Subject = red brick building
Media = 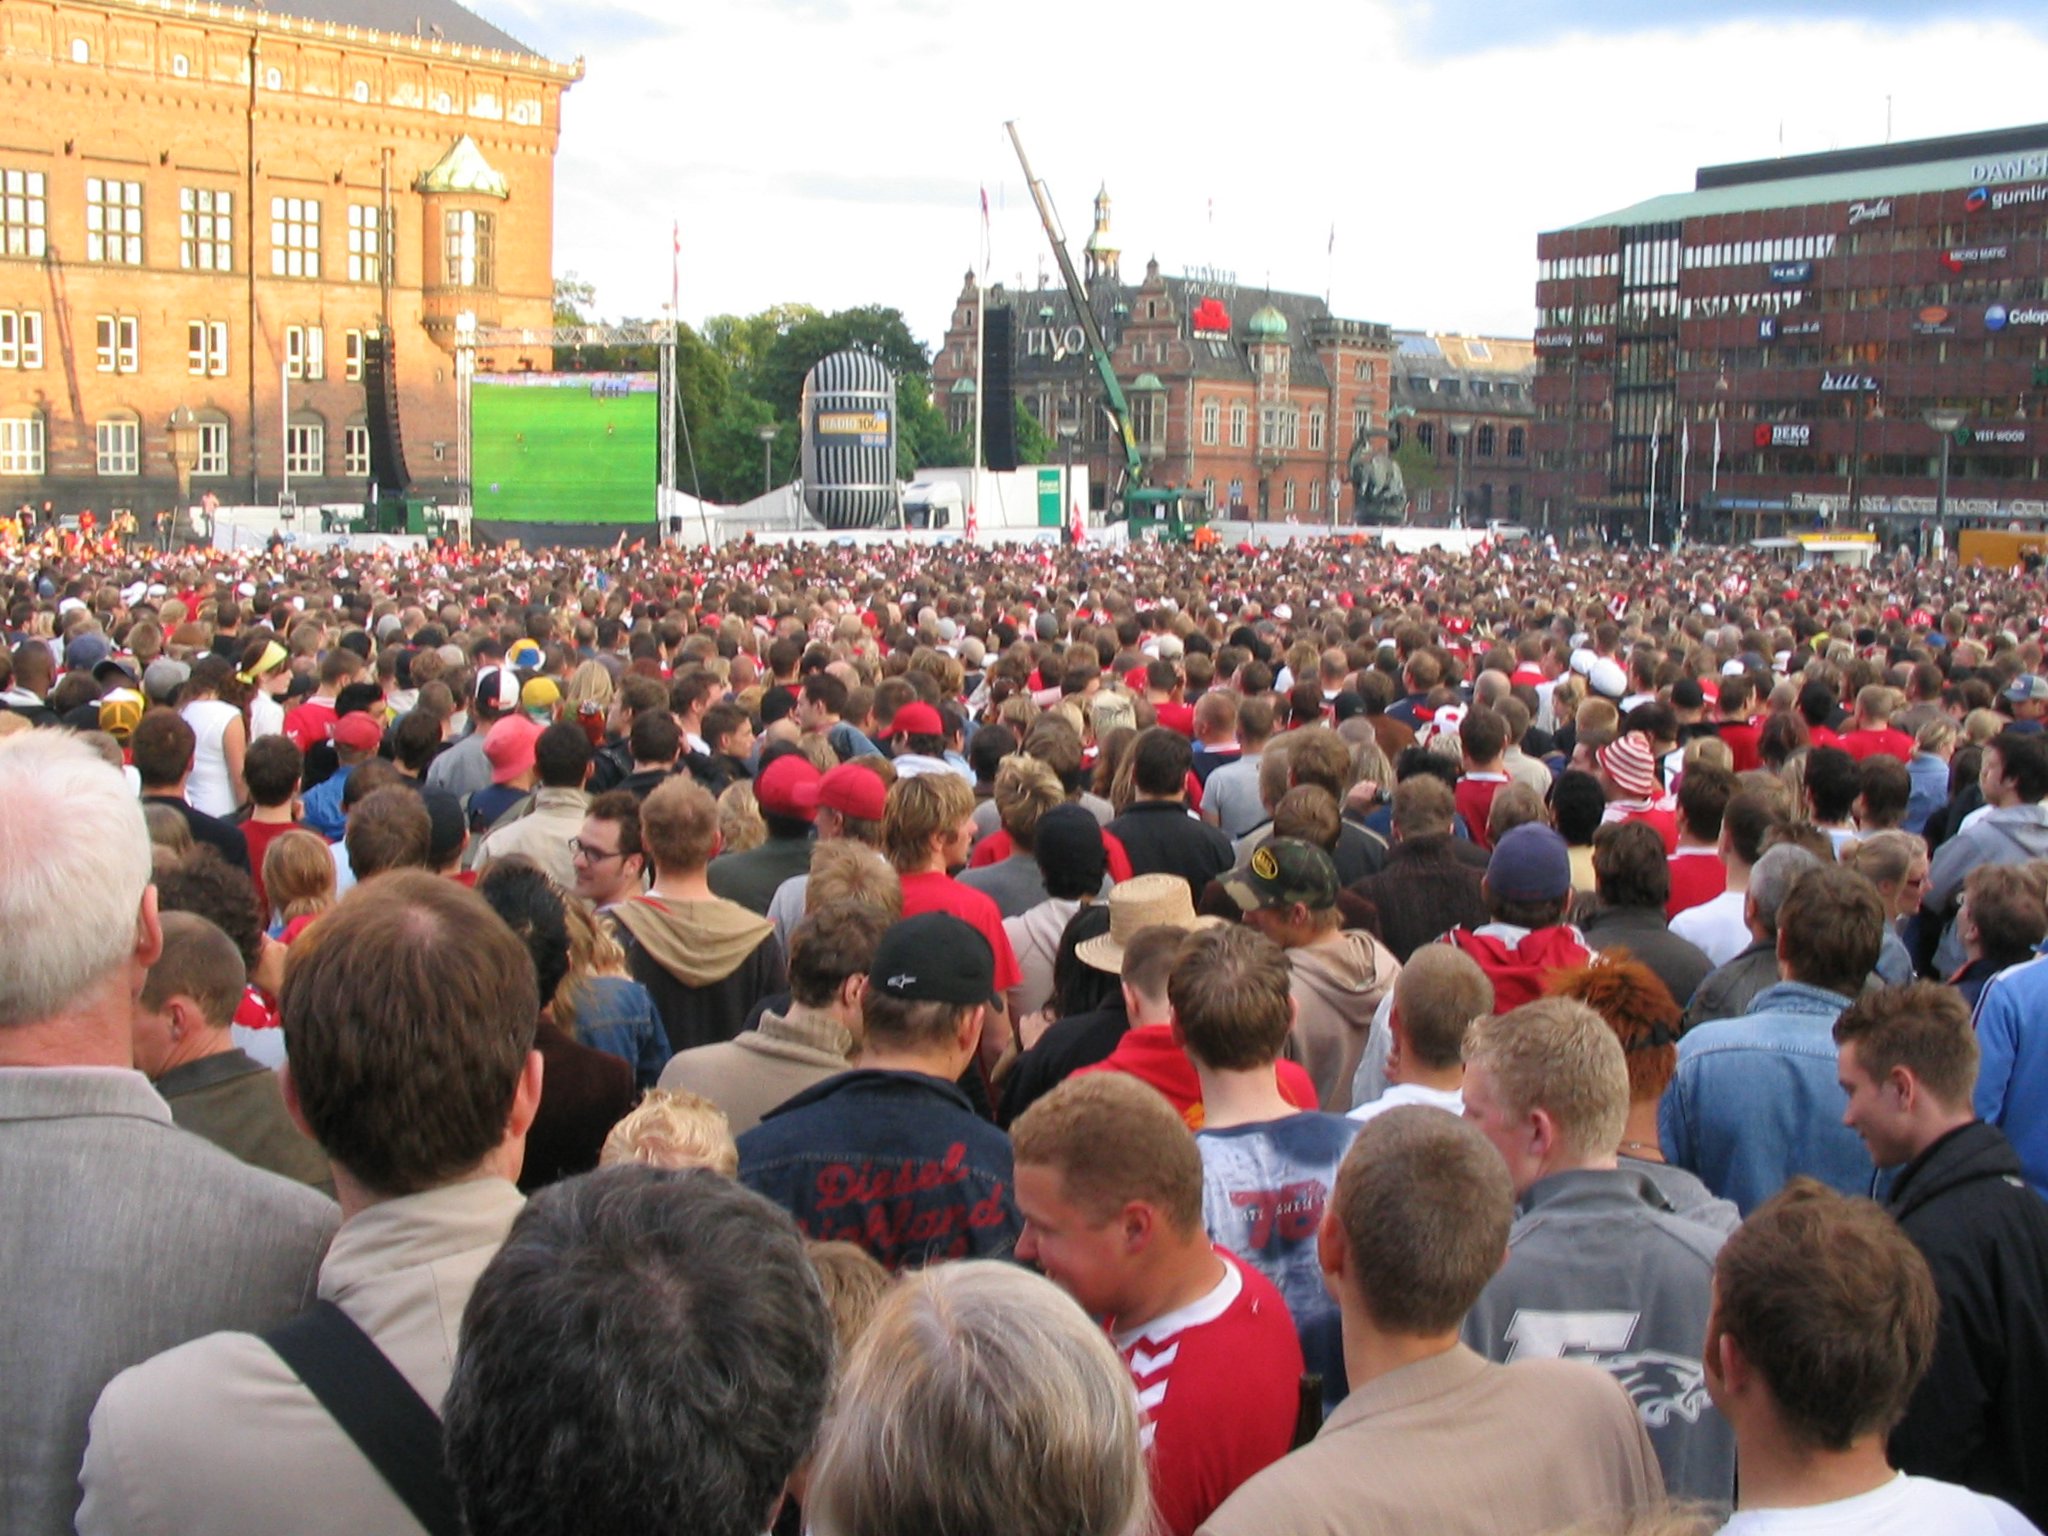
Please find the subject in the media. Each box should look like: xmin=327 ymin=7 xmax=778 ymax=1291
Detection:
xmin=932 ymin=188 xmax=1396 ymax=522
xmin=0 ymin=0 xmax=577 ymax=518
xmin=1534 ymin=121 xmax=2048 ymax=546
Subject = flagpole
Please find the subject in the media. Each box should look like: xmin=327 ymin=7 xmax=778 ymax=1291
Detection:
xmin=1676 ymin=416 xmax=1689 ymax=553
xmin=969 ymin=187 xmax=989 ymax=545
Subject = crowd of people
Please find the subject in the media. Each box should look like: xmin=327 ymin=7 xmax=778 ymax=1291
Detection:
xmin=5 ymin=525 xmax=2048 ymax=1536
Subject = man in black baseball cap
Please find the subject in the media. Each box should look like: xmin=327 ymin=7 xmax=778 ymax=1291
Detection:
xmin=736 ymin=913 xmax=1023 ymax=1270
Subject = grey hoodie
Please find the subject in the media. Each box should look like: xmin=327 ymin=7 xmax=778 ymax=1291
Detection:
xmin=1927 ymin=804 xmax=2048 ymax=973
xmin=1287 ymin=930 xmax=1401 ymax=1113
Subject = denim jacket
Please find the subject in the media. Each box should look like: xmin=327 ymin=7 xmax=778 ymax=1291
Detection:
xmin=1659 ymin=981 xmax=1873 ymax=1215
xmin=736 ymin=1070 xmax=1021 ymax=1270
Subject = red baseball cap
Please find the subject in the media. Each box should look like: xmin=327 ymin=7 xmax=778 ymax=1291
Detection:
xmin=755 ymin=753 xmax=822 ymax=820
xmin=882 ymin=701 xmax=943 ymax=740
xmin=794 ymin=760 xmax=888 ymax=822
xmin=483 ymin=715 xmax=543 ymax=785
xmin=332 ymin=712 xmax=383 ymax=755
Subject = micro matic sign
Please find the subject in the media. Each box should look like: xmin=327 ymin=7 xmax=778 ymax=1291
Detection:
xmin=1940 ymin=245 xmax=2008 ymax=272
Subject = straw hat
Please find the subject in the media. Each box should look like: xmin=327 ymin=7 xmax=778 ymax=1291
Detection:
xmin=1076 ymin=873 xmax=1209 ymax=974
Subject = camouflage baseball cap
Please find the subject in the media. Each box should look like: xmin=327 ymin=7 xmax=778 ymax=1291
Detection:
xmin=1219 ymin=837 xmax=1339 ymax=913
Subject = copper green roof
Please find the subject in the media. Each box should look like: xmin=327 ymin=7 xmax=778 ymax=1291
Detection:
xmin=949 ymin=377 xmax=977 ymax=394
xmin=1248 ymin=304 xmax=1289 ymax=337
xmin=417 ymin=135 xmax=510 ymax=199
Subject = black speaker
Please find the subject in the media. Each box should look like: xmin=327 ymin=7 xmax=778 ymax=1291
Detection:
xmin=982 ymin=307 xmax=1017 ymax=472
xmin=362 ymin=331 xmax=411 ymax=496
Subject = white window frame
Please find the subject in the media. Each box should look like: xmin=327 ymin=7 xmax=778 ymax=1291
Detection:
xmin=284 ymin=324 xmax=324 ymax=381
xmin=270 ymin=196 xmax=320 ymax=278
xmin=178 ymin=187 xmax=233 ymax=272
xmin=95 ymin=417 xmax=140 ymax=476
xmin=1307 ymin=407 xmax=1326 ymax=451
xmin=1200 ymin=398 xmax=1218 ymax=446
xmin=0 ymin=413 xmax=43 ymax=474
xmin=443 ymin=208 xmax=494 ymax=288
xmin=96 ymin=314 xmax=138 ymax=373
xmin=344 ymin=328 xmax=365 ymax=381
xmin=85 ymin=177 xmax=143 ymax=265
xmin=1309 ymin=477 xmax=1322 ymax=513
xmin=0 ymin=310 xmax=42 ymax=369
xmin=1228 ymin=402 xmax=1248 ymax=448
xmin=343 ymin=422 xmax=370 ymax=477
xmin=285 ymin=421 xmax=323 ymax=477
xmin=187 ymin=319 xmax=227 ymax=377
xmin=1283 ymin=478 xmax=1296 ymax=513
xmin=195 ymin=420 xmax=228 ymax=477
xmin=1 ymin=168 xmax=48 ymax=259
xmin=347 ymin=203 xmax=381 ymax=284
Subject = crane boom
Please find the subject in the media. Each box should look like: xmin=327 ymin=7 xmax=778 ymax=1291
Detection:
xmin=1003 ymin=121 xmax=1145 ymax=501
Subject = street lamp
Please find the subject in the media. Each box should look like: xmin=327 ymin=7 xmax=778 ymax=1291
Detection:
xmin=1057 ymin=418 xmax=1079 ymax=529
xmin=166 ymin=406 xmax=201 ymax=544
xmin=1925 ymin=408 xmax=1966 ymax=560
xmin=757 ymin=423 xmax=778 ymax=497
xmin=1445 ymin=416 xmax=1475 ymax=529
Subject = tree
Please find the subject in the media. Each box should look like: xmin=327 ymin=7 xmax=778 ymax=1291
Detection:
xmin=703 ymin=304 xmax=819 ymax=397
xmin=1393 ymin=438 xmax=1442 ymax=495
xmin=1013 ymin=400 xmax=1054 ymax=466
xmin=756 ymin=306 xmax=932 ymax=421
xmin=553 ymin=273 xmax=597 ymax=327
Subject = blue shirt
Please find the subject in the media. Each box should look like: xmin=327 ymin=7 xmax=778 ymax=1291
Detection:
xmin=1904 ymin=752 xmax=1950 ymax=836
xmin=1972 ymin=951 xmax=2048 ymax=1201
xmin=1659 ymin=981 xmax=1874 ymax=1215
xmin=297 ymin=763 xmax=352 ymax=842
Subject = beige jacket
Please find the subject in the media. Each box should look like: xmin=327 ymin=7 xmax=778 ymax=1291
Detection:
xmin=79 ymin=1178 xmax=525 ymax=1536
xmin=473 ymin=786 xmax=589 ymax=889
xmin=1288 ymin=931 xmax=1402 ymax=1114
xmin=1199 ymin=1345 xmax=1662 ymax=1536
xmin=658 ymin=1008 xmax=855 ymax=1135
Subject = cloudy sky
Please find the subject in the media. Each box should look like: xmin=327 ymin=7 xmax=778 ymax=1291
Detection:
xmin=473 ymin=0 xmax=2048 ymax=353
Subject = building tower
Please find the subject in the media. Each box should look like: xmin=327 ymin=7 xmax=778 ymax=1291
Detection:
xmin=1084 ymin=183 xmax=1120 ymax=290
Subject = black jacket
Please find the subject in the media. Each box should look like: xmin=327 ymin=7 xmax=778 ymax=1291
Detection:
xmin=1107 ymin=800 xmax=1234 ymax=903
xmin=1886 ymin=1119 xmax=2048 ymax=1528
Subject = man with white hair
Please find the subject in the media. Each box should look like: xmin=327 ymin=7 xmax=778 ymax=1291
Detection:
xmin=0 ymin=732 xmax=336 ymax=1536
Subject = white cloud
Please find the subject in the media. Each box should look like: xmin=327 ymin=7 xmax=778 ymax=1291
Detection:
xmin=503 ymin=0 xmax=2048 ymax=350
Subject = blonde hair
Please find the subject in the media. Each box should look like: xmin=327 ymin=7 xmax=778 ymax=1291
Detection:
xmin=805 ymin=840 xmax=903 ymax=918
xmin=1464 ymin=997 xmax=1630 ymax=1163
xmin=806 ymin=1262 xmax=1149 ymax=1536
xmin=994 ymin=754 xmax=1065 ymax=844
xmin=882 ymin=771 xmax=974 ymax=874
xmin=640 ymin=776 xmax=722 ymax=871
xmin=552 ymin=899 xmax=630 ymax=1034
xmin=263 ymin=828 xmax=338 ymax=923
xmin=562 ymin=660 xmax=614 ymax=716
xmin=1964 ymin=707 xmax=2004 ymax=745
xmin=1681 ymin=735 xmax=1734 ymax=773
xmin=716 ymin=780 xmax=766 ymax=855
xmin=805 ymin=1240 xmax=892 ymax=1362
xmin=598 ymin=1089 xmax=739 ymax=1176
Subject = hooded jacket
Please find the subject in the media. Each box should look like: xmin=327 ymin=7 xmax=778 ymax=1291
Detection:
xmin=1445 ymin=923 xmax=1594 ymax=1013
xmin=613 ymin=894 xmax=786 ymax=1054
xmin=1925 ymin=803 xmax=2048 ymax=973
xmin=1885 ymin=1120 xmax=2048 ymax=1528
xmin=1287 ymin=931 xmax=1402 ymax=1113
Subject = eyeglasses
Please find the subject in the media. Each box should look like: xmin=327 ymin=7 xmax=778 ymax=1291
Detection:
xmin=569 ymin=839 xmax=627 ymax=864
